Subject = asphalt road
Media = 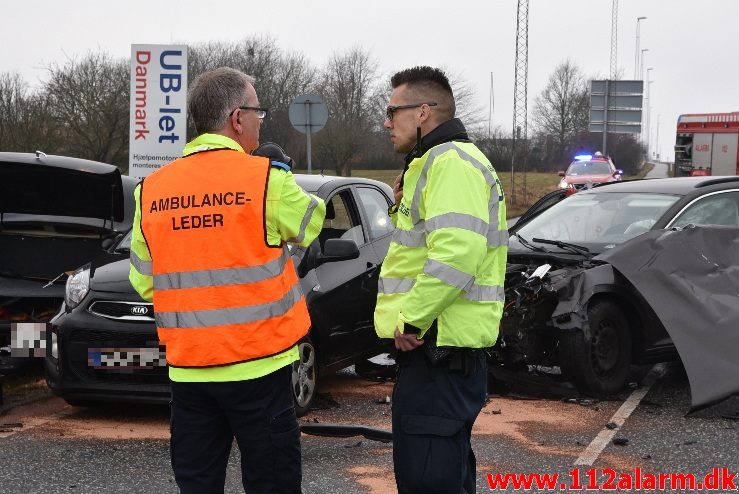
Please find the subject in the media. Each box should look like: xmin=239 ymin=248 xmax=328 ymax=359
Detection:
xmin=0 ymin=363 xmax=736 ymax=493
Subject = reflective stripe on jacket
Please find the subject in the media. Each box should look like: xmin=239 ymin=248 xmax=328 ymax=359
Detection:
xmin=138 ymin=149 xmax=310 ymax=368
xmin=374 ymin=140 xmax=508 ymax=348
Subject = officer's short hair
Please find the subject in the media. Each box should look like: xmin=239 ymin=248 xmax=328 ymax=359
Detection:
xmin=188 ymin=67 xmax=256 ymax=134
xmin=390 ymin=66 xmax=455 ymax=120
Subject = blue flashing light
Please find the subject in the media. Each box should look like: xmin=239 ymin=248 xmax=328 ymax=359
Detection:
xmin=574 ymin=154 xmax=593 ymax=161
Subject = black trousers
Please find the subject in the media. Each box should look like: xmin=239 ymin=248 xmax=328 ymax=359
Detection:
xmin=169 ymin=365 xmax=301 ymax=494
xmin=392 ymin=347 xmax=487 ymax=494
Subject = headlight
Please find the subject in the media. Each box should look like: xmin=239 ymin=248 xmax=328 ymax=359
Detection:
xmin=65 ymin=265 xmax=90 ymax=309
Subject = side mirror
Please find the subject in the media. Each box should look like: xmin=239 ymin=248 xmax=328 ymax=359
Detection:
xmin=316 ymin=239 xmax=359 ymax=267
xmin=558 ymin=171 xmax=565 ymax=177
xmin=615 ymin=169 xmax=624 ymax=177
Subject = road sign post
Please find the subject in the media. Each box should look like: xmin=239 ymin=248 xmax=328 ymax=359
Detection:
xmin=289 ymin=94 xmax=328 ymax=174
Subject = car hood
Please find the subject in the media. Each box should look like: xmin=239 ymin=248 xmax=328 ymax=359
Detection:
xmin=509 ymin=226 xmax=739 ymax=409
xmin=89 ymin=253 xmax=137 ymax=293
xmin=598 ymin=226 xmax=739 ymax=410
xmin=565 ymin=174 xmax=614 ymax=184
xmin=0 ymin=153 xmax=125 ymax=221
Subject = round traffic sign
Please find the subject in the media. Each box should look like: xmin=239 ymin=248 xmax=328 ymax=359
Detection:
xmin=289 ymin=93 xmax=328 ymax=134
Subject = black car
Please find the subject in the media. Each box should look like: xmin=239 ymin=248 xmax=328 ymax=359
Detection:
xmin=0 ymin=152 xmax=135 ymax=371
xmin=498 ymin=176 xmax=739 ymax=408
xmin=45 ymin=175 xmax=395 ymax=415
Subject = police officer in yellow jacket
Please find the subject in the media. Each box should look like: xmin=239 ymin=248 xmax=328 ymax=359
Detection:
xmin=374 ymin=66 xmax=508 ymax=494
xmin=129 ymin=67 xmax=325 ymax=494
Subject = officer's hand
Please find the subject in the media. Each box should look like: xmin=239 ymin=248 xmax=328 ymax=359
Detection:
xmin=394 ymin=328 xmax=423 ymax=352
xmin=252 ymin=142 xmax=295 ymax=170
xmin=392 ymin=173 xmax=403 ymax=204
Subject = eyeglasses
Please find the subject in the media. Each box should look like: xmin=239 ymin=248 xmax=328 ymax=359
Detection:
xmin=385 ymin=102 xmax=437 ymax=121
xmin=232 ymin=106 xmax=269 ymax=119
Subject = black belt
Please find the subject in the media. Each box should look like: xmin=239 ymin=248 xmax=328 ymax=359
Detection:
xmin=404 ymin=321 xmax=486 ymax=375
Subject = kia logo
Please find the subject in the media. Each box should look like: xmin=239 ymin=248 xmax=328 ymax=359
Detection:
xmin=131 ymin=306 xmax=149 ymax=316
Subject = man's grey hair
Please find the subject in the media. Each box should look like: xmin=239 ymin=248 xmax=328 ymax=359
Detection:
xmin=188 ymin=67 xmax=256 ymax=134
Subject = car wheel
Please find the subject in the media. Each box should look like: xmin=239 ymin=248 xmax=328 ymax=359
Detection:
xmin=559 ymin=300 xmax=631 ymax=396
xmin=292 ymin=337 xmax=317 ymax=417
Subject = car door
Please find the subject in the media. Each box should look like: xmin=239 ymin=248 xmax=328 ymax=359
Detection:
xmin=308 ymin=187 xmax=381 ymax=365
xmin=512 ymin=189 xmax=568 ymax=230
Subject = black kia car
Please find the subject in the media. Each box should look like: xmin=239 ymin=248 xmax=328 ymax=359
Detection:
xmin=45 ymin=175 xmax=395 ymax=415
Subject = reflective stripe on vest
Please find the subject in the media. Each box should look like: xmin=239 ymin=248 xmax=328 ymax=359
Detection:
xmin=378 ymin=275 xmax=504 ymax=302
xmin=140 ymin=150 xmax=310 ymax=367
xmin=130 ymin=250 xmax=152 ymax=276
xmin=153 ymin=249 xmax=290 ymax=291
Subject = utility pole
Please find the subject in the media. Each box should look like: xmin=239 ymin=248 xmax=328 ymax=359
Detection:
xmin=510 ymin=0 xmax=529 ymax=206
xmin=603 ymin=0 xmax=619 ymax=155
xmin=610 ymin=0 xmax=619 ymax=80
xmin=640 ymin=48 xmax=649 ymax=80
xmin=644 ymin=67 xmax=653 ymax=147
xmin=634 ymin=16 xmax=647 ymax=79
xmin=488 ymin=72 xmax=494 ymax=139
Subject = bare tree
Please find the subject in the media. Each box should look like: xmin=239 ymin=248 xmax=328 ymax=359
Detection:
xmin=0 ymin=72 xmax=60 ymax=153
xmin=313 ymin=47 xmax=381 ymax=176
xmin=447 ymin=70 xmax=486 ymax=131
xmin=44 ymin=52 xmax=130 ymax=168
xmin=532 ymin=60 xmax=590 ymax=165
xmin=187 ymin=37 xmax=316 ymax=163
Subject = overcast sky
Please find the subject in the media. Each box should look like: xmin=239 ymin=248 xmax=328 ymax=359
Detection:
xmin=3 ymin=0 xmax=739 ymax=162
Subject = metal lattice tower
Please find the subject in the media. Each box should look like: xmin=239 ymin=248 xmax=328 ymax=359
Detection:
xmin=510 ymin=0 xmax=529 ymax=206
xmin=610 ymin=0 xmax=619 ymax=79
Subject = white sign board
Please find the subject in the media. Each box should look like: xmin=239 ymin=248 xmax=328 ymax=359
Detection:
xmin=128 ymin=44 xmax=188 ymax=180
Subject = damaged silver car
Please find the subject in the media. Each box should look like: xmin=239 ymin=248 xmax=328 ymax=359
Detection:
xmin=497 ymin=176 xmax=739 ymax=408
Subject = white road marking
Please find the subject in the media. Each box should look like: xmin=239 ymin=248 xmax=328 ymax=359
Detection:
xmin=574 ymin=363 xmax=666 ymax=466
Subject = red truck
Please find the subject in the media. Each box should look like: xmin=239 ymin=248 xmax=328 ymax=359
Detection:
xmin=674 ymin=112 xmax=739 ymax=176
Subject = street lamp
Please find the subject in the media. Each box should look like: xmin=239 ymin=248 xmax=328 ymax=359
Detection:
xmin=634 ymin=16 xmax=647 ymax=79
xmin=646 ymin=80 xmax=654 ymax=156
xmin=644 ymin=68 xmax=653 ymax=142
xmin=640 ymin=48 xmax=649 ymax=80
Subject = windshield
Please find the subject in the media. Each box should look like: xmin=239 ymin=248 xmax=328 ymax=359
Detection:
xmin=513 ymin=192 xmax=680 ymax=252
xmin=566 ymin=161 xmax=613 ymax=175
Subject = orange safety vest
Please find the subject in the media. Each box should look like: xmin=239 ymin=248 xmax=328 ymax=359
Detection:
xmin=140 ymin=149 xmax=310 ymax=367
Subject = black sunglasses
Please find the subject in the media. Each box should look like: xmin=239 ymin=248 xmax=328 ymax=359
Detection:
xmin=385 ymin=102 xmax=437 ymax=121
xmin=231 ymin=106 xmax=269 ymax=119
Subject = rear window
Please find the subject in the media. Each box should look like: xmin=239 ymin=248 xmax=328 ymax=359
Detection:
xmin=567 ymin=161 xmax=612 ymax=175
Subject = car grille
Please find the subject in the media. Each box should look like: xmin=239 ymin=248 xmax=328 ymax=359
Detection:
xmin=88 ymin=301 xmax=154 ymax=321
xmin=69 ymin=329 xmax=158 ymax=345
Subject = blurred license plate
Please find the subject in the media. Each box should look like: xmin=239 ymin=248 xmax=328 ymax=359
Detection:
xmin=87 ymin=347 xmax=166 ymax=369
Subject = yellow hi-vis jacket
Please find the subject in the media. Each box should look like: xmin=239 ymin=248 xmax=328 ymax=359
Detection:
xmin=374 ymin=140 xmax=508 ymax=348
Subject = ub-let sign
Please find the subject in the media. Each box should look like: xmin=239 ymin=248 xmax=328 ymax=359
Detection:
xmin=129 ymin=44 xmax=188 ymax=180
